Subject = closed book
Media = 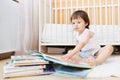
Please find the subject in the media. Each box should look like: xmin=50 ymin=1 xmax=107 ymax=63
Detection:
xmin=11 ymin=55 xmax=41 ymax=60
xmin=4 ymin=64 xmax=55 ymax=78
xmin=4 ymin=65 xmax=45 ymax=74
xmin=4 ymin=69 xmax=43 ymax=78
xmin=13 ymin=58 xmax=49 ymax=66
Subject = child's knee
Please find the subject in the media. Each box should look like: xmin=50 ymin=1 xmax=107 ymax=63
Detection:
xmin=104 ymin=45 xmax=114 ymax=56
xmin=106 ymin=45 xmax=114 ymax=51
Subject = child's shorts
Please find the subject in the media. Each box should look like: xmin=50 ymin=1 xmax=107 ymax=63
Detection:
xmin=80 ymin=47 xmax=101 ymax=58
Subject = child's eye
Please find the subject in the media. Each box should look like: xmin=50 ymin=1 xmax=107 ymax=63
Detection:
xmin=72 ymin=22 xmax=75 ymax=24
xmin=78 ymin=22 xmax=81 ymax=24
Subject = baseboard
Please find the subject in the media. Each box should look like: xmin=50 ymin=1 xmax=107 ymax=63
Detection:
xmin=0 ymin=51 xmax=15 ymax=60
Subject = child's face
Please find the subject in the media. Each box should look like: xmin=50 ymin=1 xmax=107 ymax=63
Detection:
xmin=72 ymin=17 xmax=88 ymax=33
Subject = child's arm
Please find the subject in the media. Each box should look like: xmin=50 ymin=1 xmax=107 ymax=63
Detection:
xmin=62 ymin=30 xmax=93 ymax=60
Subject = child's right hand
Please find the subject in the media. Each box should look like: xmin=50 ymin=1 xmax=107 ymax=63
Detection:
xmin=61 ymin=51 xmax=74 ymax=61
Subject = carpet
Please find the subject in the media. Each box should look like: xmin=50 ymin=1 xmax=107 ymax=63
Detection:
xmin=87 ymin=55 xmax=120 ymax=78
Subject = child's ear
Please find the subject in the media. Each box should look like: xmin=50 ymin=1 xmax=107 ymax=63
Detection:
xmin=85 ymin=23 xmax=88 ymax=26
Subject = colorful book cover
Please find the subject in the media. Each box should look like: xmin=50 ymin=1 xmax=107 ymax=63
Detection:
xmin=13 ymin=58 xmax=49 ymax=66
xmin=4 ymin=64 xmax=45 ymax=74
xmin=53 ymin=64 xmax=91 ymax=77
xmin=10 ymin=55 xmax=49 ymax=67
xmin=4 ymin=64 xmax=55 ymax=78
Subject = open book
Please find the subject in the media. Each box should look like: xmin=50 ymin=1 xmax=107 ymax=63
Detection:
xmin=28 ymin=50 xmax=92 ymax=69
xmin=54 ymin=64 xmax=90 ymax=77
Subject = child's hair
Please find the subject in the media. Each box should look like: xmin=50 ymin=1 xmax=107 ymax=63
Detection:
xmin=70 ymin=10 xmax=90 ymax=28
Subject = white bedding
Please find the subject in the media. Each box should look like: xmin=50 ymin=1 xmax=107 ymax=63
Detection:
xmin=42 ymin=24 xmax=120 ymax=45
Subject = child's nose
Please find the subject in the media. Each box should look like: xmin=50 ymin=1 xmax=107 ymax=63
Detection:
xmin=75 ymin=23 xmax=78 ymax=26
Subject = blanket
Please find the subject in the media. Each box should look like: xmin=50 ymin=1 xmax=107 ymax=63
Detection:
xmin=87 ymin=55 xmax=120 ymax=78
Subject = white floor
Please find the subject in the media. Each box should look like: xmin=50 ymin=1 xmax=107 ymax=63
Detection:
xmin=87 ymin=55 xmax=120 ymax=78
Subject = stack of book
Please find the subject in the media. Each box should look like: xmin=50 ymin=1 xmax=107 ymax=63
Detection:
xmin=28 ymin=50 xmax=92 ymax=77
xmin=3 ymin=55 xmax=55 ymax=78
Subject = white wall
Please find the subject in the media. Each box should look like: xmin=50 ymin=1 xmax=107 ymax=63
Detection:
xmin=0 ymin=0 xmax=19 ymax=53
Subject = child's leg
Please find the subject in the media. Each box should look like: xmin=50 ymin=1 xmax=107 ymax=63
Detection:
xmin=95 ymin=45 xmax=113 ymax=66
